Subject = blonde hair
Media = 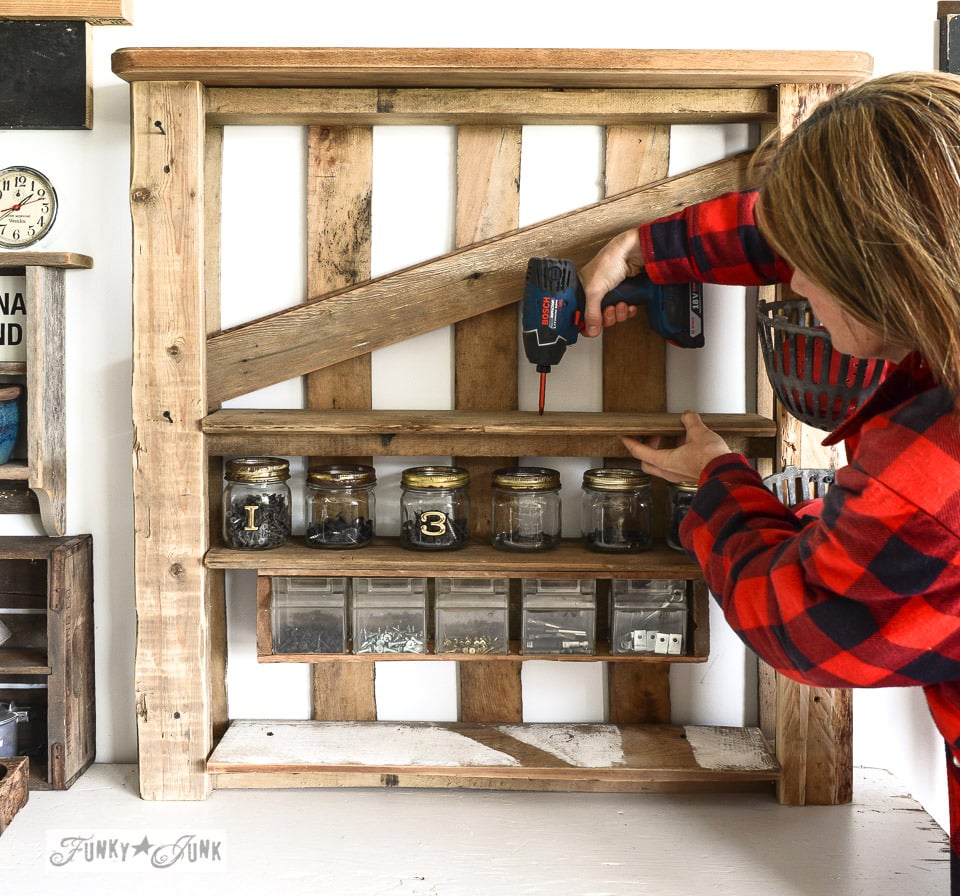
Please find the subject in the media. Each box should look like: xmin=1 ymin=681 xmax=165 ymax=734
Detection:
xmin=756 ymin=71 xmax=960 ymax=395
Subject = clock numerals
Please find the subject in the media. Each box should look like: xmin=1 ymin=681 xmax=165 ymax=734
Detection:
xmin=0 ymin=166 xmax=58 ymax=249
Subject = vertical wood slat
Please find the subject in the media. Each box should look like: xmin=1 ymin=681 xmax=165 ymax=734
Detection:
xmin=768 ymin=83 xmax=852 ymax=806
xmin=454 ymin=125 xmax=523 ymax=724
xmin=130 ymin=80 xmax=213 ymax=800
xmin=204 ymin=123 xmax=230 ymax=743
xmin=602 ymin=125 xmax=673 ymax=725
xmin=24 ymin=265 xmax=66 ymax=536
xmin=305 ymin=126 xmax=378 ymax=722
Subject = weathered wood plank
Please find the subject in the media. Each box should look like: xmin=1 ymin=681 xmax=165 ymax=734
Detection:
xmin=130 ymin=80 xmax=212 ymax=801
xmin=112 ymin=47 xmax=873 ymax=88
xmin=602 ymin=122 xmax=674 ymax=724
xmin=205 ymin=540 xmax=704 ymax=580
xmin=768 ymin=84 xmax=853 ymax=809
xmin=201 ymin=408 xmax=776 ymax=461
xmin=453 ymin=125 xmax=524 ymax=724
xmin=24 ymin=266 xmax=66 ymax=536
xmin=0 ymin=253 xmax=92 ymax=270
xmin=207 ymin=720 xmax=780 ymax=787
xmin=205 ymin=87 xmax=775 ymax=126
xmin=206 ymin=154 xmax=761 ymax=404
xmin=0 ymin=0 xmax=132 ymax=24
xmin=302 ymin=125 xmax=377 ymax=722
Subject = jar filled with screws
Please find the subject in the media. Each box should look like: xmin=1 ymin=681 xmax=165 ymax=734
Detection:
xmin=667 ymin=482 xmax=698 ymax=551
xmin=580 ymin=467 xmax=653 ymax=552
xmin=304 ymin=464 xmax=377 ymax=549
xmin=222 ymin=456 xmax=291 ymax=550
xmin=491 ymin=466 xmax=561 ymax=551
xmin=399 ymin=466 xmax=470 ymax=550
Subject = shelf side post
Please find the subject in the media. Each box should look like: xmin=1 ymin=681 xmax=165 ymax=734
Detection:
xmin=766 ymin=82 xmax=854 ymax=807
xmin=24 ymin=264 xmax=67 ymax=536
xmin=130 ymin=79 xmax=214 ymax=800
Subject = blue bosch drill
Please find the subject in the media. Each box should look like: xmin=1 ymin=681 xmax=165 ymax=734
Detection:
xmin=522 ymin=257 xmax=704 ymax=413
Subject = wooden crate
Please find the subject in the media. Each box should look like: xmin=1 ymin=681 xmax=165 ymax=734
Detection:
xmin=0 ymin=535 xmax=95 ymax=789
xmin=0 ymin=756 xmax=29 ymax=833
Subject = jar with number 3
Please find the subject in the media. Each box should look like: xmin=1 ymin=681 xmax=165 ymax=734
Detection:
xmin=399 ymin=465 xmax=470 ymax=550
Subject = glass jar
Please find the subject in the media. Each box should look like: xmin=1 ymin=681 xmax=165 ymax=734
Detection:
xmin=222 ymin=456 xmax=291 ymax=550
xmin=399 ymin=465 xmax=470 ymax=550
xmin=580 ymin=467 xmax=653 ymax=552
xmin=667 ymin=482 xmax=698 ymax=551
xmin=491 ymin=466 xmax=561 ymax=551
xmin=304 ymin=464 xmax=376 ymax=549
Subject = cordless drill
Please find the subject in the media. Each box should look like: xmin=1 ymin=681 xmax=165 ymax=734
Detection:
xmin=522 ymin=257 xmax=704 ymax=413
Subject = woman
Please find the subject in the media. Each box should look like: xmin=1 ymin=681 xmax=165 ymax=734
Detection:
xmin=580 ymin=71 xmax=960 ymax=891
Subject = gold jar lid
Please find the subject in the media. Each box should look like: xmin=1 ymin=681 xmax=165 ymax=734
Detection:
xmin=401 ymin=465 xmax=470 ymax=489
xmin=224 ymin=456 xmax=290 ymax=483
xmin=492 ymin=466 xmax=561 ymax=490
xmin=307 ymin=463 xmax=377 ymax=488
xmin=672 ymin=481 xmax=699 ymax=493
xmin=582 ymin=467 xmax=651 ymax=491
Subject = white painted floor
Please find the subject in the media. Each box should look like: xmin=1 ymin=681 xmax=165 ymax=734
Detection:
xmin=0 ymin=764 xmax=949 ymax=895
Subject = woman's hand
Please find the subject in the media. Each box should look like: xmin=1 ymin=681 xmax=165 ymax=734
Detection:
xmin=621 ymin=410 xmax=732 ymax=483
xmin=579 ymin=228 xmax=646 ymax=336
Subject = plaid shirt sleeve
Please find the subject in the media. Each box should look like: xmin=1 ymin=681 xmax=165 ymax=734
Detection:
xmin=680 ymin=377 xmax=960 ymax=691
xmin=638 ymin=190 xmax=794 ymax=285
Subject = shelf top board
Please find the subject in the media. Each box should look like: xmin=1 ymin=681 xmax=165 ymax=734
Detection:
xmin=202 ymin=408 xmax=776 ymax=437
xmin=111 ymin=47 xmax=873 ymax=89
xmin=0 ymin=252 xmax=93 ymax=271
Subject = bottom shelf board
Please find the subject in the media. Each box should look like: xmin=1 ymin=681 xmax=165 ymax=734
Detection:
xmin=208 ymin=720 xmax=780 ymax=791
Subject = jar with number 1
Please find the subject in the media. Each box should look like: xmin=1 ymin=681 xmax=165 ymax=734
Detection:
xmin=222 ymin=456 xmax=291 ymax=550
xmin=400 ymin=466 xmax=470 ymax=550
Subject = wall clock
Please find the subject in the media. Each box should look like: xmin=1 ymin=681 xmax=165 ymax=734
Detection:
xmin=0 ymin=166 xmax=59 ymax=249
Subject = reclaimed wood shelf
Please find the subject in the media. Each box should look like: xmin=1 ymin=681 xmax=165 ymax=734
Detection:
xmin=207 ymin=720 xmax=780 ymax=792
xmin=203 ymin=409 xmax=776 ymax=459
xmin=0 ymin=252 xmax=92 ymax=535
xmin=207 ymin=539 xmax=702 ymax=576
xmin=0 ymin=647 xmax=50 ymax=675
xmin=115 ymin=46 xmax=869 ymax=803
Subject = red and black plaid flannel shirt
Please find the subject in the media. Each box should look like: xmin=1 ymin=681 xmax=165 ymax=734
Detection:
xmin=641 ymin=191 xmax=960 ymax=887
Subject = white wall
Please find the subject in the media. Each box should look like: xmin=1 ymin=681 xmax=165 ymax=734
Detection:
xmin=0 ymin=0 xmax=947 ymax=826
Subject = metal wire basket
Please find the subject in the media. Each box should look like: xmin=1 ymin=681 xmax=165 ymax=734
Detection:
xmin=756 ymin=299 xmax=886 ymax=431
xmin=763 ymin=465 xmax=835 ymax=508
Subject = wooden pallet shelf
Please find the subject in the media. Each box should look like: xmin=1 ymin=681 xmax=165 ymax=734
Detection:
xmin=115 ymin=45 xmax=868 ymax=803
xmin=208 ymin=720 xmax=780 ymax=792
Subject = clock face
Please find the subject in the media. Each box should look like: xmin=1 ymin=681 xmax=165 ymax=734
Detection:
xmin=0 ymin=166 xmax=58 ymax=249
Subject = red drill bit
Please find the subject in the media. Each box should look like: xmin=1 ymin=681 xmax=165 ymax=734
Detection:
xmin=538 ymin=371 xmax=547 ymax=415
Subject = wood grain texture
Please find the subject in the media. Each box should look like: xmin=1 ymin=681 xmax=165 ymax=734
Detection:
xmin=452 ymin=125 xmax=524 ymax=723
xmin=207 ymin=720 xmax=780 ymax=787
xmin=602 ymin=123 xmax=674 ymax=725
xmin=0 ymin=252 xmax=92 ymax=270
xmin=205 ymin=86 xmax=775 ymax=126
xmin=130 ymin=80 xmax=213 ymax=800
xmin=0 ymin=757 xmax=29 ymax=831
xmin=25 ymin=266 xmax=66 ymax=536
xmin=206 ymin=152 xmax=760 ymax=404
xmin=768 ymin=83 xmax=853 ymax=808
xmin=45 ymin=535 xmax=95 ymax=789
xmin=303 ymin=126 xmax=377 ymax=721
xmin=1 ymin=0 xmax=131 ymax=24
xmin=111 ymin=47 xmax=873 ymax=88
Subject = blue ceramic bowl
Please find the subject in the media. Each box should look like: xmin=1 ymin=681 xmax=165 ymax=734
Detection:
xmin=0 ymin=386 xmax=22 ymax=465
